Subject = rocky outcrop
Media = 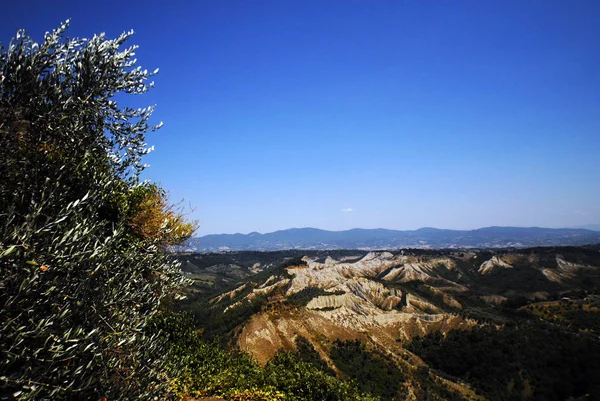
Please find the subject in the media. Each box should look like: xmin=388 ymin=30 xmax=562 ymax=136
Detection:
xmin=210 ymin=283 xmax=249 ymax=304
xmin=286 ymin=252 xmax=400 ymax=294
xmin=286 ymin=253 xmax=461 ymax=295
xmin=422 ymin=284 xmax=463 ymax=309
xmin=238 ymin=306 xmax=473 ymax=365
xmin=306 ymin=293 xmax=353 ymax=310
xmin=381 ymin=257 xmax=455 ymax=282
xmin=250 ymin=279 xmax=290 ymax=297
xmin=542 ymin=256 xmax=598 ymax=283
xmin=234 ymin=252 xmax=475 ymax=367
xmin=478 ymin=255 xmax=513 ymax=274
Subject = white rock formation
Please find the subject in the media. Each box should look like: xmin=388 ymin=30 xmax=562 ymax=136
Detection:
xmin=478 ymin=255 xmax=512 ymax=274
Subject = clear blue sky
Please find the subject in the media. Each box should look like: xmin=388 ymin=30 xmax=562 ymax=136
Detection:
xmin=3 ymin=1 xmax=600 ymax=235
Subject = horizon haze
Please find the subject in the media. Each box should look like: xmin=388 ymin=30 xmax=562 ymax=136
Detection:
xmin=185 ymin=226 xmax=600 ymax=252
xmin=198 ymin=224 xmax=600 ymax=237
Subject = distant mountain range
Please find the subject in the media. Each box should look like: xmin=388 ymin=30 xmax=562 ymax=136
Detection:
xmin=576 ymin=224 xmax=600 ymax=231
xmin=182 ymin=226 xmax=600 ymax=252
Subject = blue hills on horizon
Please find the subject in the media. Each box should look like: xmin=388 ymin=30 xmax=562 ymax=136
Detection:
xmin=183 ymin=226 xmax=600 ymax=252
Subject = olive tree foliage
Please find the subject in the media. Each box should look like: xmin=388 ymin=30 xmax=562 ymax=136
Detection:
xmin=0 ymin=21 xmax=190 ymax=399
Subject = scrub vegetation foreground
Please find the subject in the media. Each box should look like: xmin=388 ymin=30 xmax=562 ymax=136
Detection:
xmin=0 ymin=23 xmax=379 ymax=400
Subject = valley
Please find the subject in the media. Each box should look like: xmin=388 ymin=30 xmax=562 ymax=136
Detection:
xmin=177 ymin=246 xmax=600 ymax=400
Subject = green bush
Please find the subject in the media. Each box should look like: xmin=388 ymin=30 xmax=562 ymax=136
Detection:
xmin=147 ymin=310 xmax=379 ymax=401
xmin=407 ymin=324 xmax=600 ymax=400
xmin=0 ymin=21 xmax=188 ymax=399
xmin=329 ymin=339 xmax=405 ymax=401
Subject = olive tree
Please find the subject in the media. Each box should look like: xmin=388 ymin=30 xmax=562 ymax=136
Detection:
xmin=0 ymin=21 xmax=192 ymax=399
